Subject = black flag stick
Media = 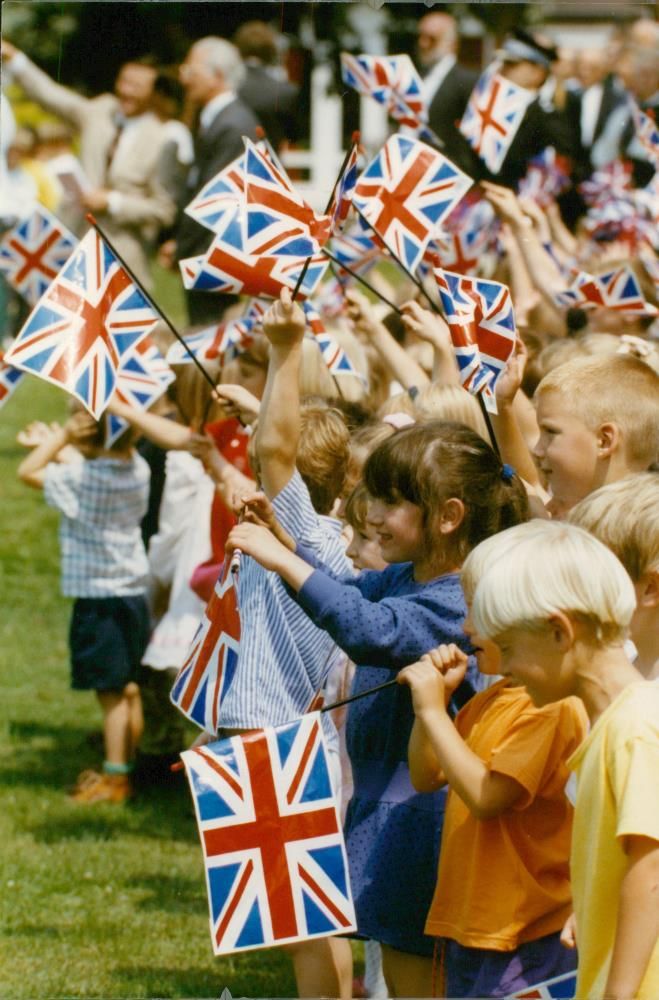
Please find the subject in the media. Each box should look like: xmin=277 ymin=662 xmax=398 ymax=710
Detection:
xmin=291 ymin=131 xmax=361 ymax=302
xmin=85 ymin=213 xmax=219 ymax=395
xmin=320 ymin=677 xmax=398 ymax=713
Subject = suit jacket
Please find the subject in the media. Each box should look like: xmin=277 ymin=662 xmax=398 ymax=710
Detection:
xmin=564 ymin=75 xmax=628 ymax=180
xmin=10 ymin=54 xmax=177 ymax=288
xmin=238 ymin=63 xmax=299 ymax=151
xmin=427 ymin=61 xmax=479 ymax=161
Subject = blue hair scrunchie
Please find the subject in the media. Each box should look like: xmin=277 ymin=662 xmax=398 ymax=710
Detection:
xmin=501 ymin=463 xmax=515 ymax=482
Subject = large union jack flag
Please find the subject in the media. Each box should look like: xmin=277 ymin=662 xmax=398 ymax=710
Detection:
xmin=435 ymin=268 xmax=517 ymax=412
xmin=0 ymin=352 xmax=26 ymax=409
xmin=3 ymin=229 xmax=159 ymax=419
xmin=106 ymin=336 xmax=176 ymax=446
xmin=171 ymin=560 xmax=241 ymax=734
xmin=459 ymin=65 xmax=534 ymax=174
xmin=505 ymin=969 xmax=577 ymax=999
xmin=353 ymin=134 xmax=472 ymax=275
xmin=243 ymin=138 xmax=331 ymax=256
xmin=553 ymin=265 xmax=658 ymax=315
xmin=340 ymin=53 xmax=428 ymax=134
xmin=181 ymin=712 xmax=356 ymax=954
xmin=0 ymin=205 xmax=77 ymax=306
xmin=180 ymin=210 xmax=328 ymax=301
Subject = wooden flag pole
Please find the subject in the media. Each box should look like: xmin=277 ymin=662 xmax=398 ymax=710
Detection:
xmin=85 ymin=213 xmax=219 ymax=395
xmin=291 ymin=131 xmax=361 ymax=302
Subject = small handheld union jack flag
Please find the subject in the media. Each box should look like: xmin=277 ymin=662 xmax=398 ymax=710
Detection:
xmin=460 ymin=64 xmax=535 ymax=174
xmin=0 ymin=352 xmax=25 ymax=410
xmin=181 ymin=712 xmax=357 ymax=954
xmin=171 ymin=559 xmax=241 ymax=734
xmin=0 ymin=205 xmax=77 ymax=306
xmin=302 ymin=301 xmax=364 ymax=382
xmin=183 ymin=139 xmax=273 ymax=234
xmin=631 ymin=100 xmax=659 ymax=168
xmin=327 ymin=144 xmax=361 ymax=234
xmin=3 ymin=229 xmax=159 ymax=419
xmin=353 ymin=134 xmax=472 ymax=276
xmin=505 ymin=968 xmax=576 ymax=998
xmin=105 ymin=336 xmax=176 ymax=446
xmin=435 ymin=268 xmax=517 ymax=413
xmin=329 ymin=229 xmax=383 ymax=278
xmin=553 ymin=266 xmax=658 ymax=315
xmin=518 ymin=148 xmax=571 ymax=208
xmin=340 ymin=53 xmax=428 ymax=134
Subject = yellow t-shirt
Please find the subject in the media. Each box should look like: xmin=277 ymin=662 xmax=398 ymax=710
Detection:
xmin=569 ymin=682 xmax=659 ymax=1000
xmin=425 ymin=681 xmax=587 ymax=949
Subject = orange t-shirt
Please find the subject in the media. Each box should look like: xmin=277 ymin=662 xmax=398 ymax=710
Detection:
xmin=425 ymin=680 xmax=588 ymax=950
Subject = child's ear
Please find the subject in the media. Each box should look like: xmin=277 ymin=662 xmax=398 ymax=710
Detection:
xmin=548 ymin=611 xmax=575 ymax=650
xmin=437 ymin=497 xmax=465 ymax=535
xmin=596 ymin=422 xmax=620 ymax=458
xmin=637 ymin=569 xmax=659 ymax=609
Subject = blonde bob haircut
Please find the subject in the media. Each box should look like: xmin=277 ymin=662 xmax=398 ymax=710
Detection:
xmin=467 ymin=520 xmax=637 ymax=642
xmin=568 ymin=472 xmax=659 ymax=581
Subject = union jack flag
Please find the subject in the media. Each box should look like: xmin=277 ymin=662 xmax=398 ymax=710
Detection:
xmin=435 ymin=268 xmax=517 ymax=412
xmin=340 ymin=53 xmax=428 ymax=134
xmin=327 ymin=144 xmax=361 ymax=233
xmin=181 ymin=712 xmax=357 ymax=954
xmin=171 ymin=560 xmax=241 ymax=734
xmin=459 ymin=65 xmax=535 ymax=174
xmin=631 ymin=101 xmax=659 ymax=167
xmin=353 ymin=134 xmax=473 ymax=275
xmin=184 ymin=136 xmax=278 ymax=234
xmin=165 ymin=324 xmax=228 ymax=366
xmin=554 ymin=266 xmax=658 ymax=315
xmin=579 ymin=160 xmax=633 ymax=208
xmin=640 ymin=247 xmax=659 ymax=291
xmin=180 ymin=210 xmax=328 ymax=301
xmin=243 ymin=138 xmax=331 ymax=256
xmin=303 ymin=301 xmax=364 ymax=381
xmin=0 ymin=352 xmax=25 ymax=409
xmin=518 ymin=148 xmax=571 ymax=208
xmin=329 ymin=229 xmax=383 ymax=277
xmin=0 ymin=205 xmax=77 ymax=306
xmin=3 ymin=229 xmax=159 ymax=419
xmin=505 ymin=969 xmax=576 ymax=999
xmin=106 ymin=336 xmax=176 ymax=446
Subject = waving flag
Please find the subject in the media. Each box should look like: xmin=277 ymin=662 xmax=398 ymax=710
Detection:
xmin=0 ymin=353 xmax=25 ymax=409
xmin=435 ymin=269 xmax=517 ymax=412
xmin=181 ymin=712 xmax=356 ymax=954
xmin=327 ymin=144 xmax=361 ymax=233
xmin=3 ymin=229 xmax=158 ymax=419
xmin=329 ymin=229 xmax=383 ymax=277
xmin=519 ymin=148 xmax=571 ymax=207
xmin=579 ymin=160 xmax=633 ymax=208
xmin=183 ymin=154 xmax=245 ymax=234
xmin=554 ymin=265 xmax=658 ymax=315
xmin=353 ymin=134 xmax=472 ymax=274
xmin=243 ymin=138 xmax=331 ymax=255
xmin=460 ymin=65 xmax=534 ymax=173
xmin=340 ymin=53 xmax=428 ymax=134
xmin=106 ymin=336 xmax=176 ymax=446
xmin=0 ymin=205 xmax=77 ymax=306
xmin=180 ymin=209 xmax=328 ymax=301
xmin=171 ymin=560 xmax=241 ymax=734
xmin=505 ymin=969 xmax=577 ymax=998
xmin=303 ymin=301 xmax=364 ymax=381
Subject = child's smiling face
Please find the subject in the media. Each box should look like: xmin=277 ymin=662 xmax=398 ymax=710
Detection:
xmin=345 ymin=521 xmax=388 ymax=572
xmin=463 ymin=609 xmax=502 ymax=676
xmin=533 ymin=391 xmax=601 ymax=513
xmin=366 ymin=496 xmax=426 ymax=565
xmin=493 ymin=625 xmax=574 ymax=707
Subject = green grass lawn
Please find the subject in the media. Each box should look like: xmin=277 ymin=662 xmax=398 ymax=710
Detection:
xmin=0 ymin=377 xmax=362 ymax=998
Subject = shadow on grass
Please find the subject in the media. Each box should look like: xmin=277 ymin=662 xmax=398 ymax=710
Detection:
xmin=113 ymin=956 xmax=297 ymax=999
xmin=126 ymin=873 xmax=205 ymax=914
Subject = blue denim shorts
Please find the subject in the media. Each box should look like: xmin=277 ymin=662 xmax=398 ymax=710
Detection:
xmin=69 ymin=595 xmax=150 ymax=692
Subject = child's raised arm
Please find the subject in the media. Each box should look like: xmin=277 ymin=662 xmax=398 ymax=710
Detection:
xmin=108 ymin=396 xmax=192 ymax=450
xmin=398 ymin=647 xmax=525 ymax=819
xmin=604 ymin=835 xmax=659 ymax=1000
xmin=17 ymin=412 xmax=95 ymax=489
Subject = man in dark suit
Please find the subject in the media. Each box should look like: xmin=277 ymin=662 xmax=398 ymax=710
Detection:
xmin=564 ymin=49 xmax=628 ymax=181
xmin=415 ymin=12 xmax=478 ymax=160
xmin=233 ymin=21 xmax=299 ymax=153
xmin=165 ymin=36 xmax=259 ymax=325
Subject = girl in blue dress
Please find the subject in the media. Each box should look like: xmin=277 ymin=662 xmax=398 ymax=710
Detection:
xmin=228 ymin=419 xmax=528 ymax=997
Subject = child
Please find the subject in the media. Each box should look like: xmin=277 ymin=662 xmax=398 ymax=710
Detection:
xmin=227 ymin=418 xmax=528 ymax=997
xmin=344 ymin=482 xmax=388 ymax=573
xmin=467 ymin=520 xmax=659 ymax=1000
xmin=397 ymin=524 xmax=587 ymax=997
xmin=18 ymin=408 xmax=150 ymax=803
xmin=532 ymin=354 xmax=659 ymax=515
xmin=569 ymin=471 xmax=659 ymax=679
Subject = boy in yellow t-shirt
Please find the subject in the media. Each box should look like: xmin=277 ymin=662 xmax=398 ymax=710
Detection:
xmin=466 ymin=520 xmax=659 ymax=1000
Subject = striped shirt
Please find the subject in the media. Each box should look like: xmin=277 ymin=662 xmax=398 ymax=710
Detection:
xmin=219 ymin=470 xmax=352 ymax=750
xmin=43 ymin=454 xmax=150 ymax=597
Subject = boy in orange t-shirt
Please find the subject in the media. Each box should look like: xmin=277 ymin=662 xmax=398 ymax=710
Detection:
xmin=399 ymin=578 xmax=587 ymax=996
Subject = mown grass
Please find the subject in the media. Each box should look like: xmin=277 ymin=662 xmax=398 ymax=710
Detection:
xmin=0 ymin=372 xmax=364 ymax=998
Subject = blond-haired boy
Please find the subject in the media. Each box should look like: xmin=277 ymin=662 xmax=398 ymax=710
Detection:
xmin=466 ymin=520 xmax=659 ymax=1000
xmin=569 ymin=472 xmax=659 ymax=679
xmin=533 ymin=354 xmax=659 ymax=515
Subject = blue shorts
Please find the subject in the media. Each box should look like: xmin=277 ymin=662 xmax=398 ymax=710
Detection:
xmin=443 ymin=931 xmax=577 ymax=998
xmin=69 ymin=596 xmax=150 ymax=692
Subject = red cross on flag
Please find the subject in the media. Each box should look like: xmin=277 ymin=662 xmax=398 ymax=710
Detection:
xmin=181 ymin=712 xmax=356 ymax=954
xmin=3 ymin=229 xmax=159 ymax=418
xmin=459 ymin=65 xmax=535 ymax=174
xmin=0 ymin=205 xmax=77 ymax=306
